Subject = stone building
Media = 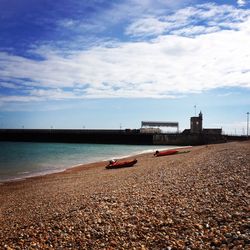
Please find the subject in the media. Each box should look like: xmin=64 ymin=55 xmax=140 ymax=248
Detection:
xmin=183 ymin=112 xmax=222 ymax=135
xmin=190 ymin=112 xmax=203 ymax=133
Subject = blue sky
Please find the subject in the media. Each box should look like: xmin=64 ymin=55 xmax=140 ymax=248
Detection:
xmin=0 ymin=0 xmax=250 ymax=134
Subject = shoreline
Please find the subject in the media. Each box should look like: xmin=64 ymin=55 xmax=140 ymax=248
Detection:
xmin=1 ymin=141 xmax=249 ymax=249
xmin=0 ymin=144 xmax=187 ymax=185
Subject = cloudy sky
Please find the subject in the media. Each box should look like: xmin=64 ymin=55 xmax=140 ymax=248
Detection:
xmin=0 ymin=0 xmax=250 ymax=134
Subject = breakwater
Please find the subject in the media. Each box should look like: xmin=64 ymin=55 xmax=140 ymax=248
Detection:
xmin=0 ymin=129 xmax=227 ymax=145
xmin=0 ymin=129 xmax=152 ymax=145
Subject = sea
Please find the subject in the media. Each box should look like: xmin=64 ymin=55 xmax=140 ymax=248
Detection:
xmin=0 ymin=142 xmax=177 ymax=183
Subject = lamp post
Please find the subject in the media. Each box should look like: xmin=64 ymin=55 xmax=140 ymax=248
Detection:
xmin=247 ymin=112 xmax=249 ymax=138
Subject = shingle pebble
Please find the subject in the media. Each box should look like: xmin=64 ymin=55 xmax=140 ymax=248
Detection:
xmin=0 ymin=141 xmax=249 ymax=249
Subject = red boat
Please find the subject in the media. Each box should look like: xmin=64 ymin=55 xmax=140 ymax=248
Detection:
xmin=106 ymin=159 xmax=137 ymax=169
xmin=154 ymin=149 xmax=178 ymax=157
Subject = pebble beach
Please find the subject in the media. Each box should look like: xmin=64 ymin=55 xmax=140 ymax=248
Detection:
xmin=0 ymin=141 xmax=249 ymax=249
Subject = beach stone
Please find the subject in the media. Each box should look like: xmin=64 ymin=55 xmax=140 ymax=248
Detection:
xmin=0 ymin=141 xmax=250 ymax=249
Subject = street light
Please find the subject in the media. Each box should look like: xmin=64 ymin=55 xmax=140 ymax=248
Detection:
xmin=247 ymin=112 xmax=249 ymax=138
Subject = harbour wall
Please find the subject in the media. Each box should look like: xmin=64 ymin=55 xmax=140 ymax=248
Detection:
xmin=0 ymin=129 xmax=226 ymax=146
xmin=0 ymin=129 xmax=153 ymax=145
xmin=153 ymin=133 xmax=227 ymax=145
xmin=225 ymin=135 xmax=249 ymax=141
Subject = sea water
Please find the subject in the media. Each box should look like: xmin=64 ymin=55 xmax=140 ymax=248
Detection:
xmin=0 ymin=142 xmax=176 ymax=183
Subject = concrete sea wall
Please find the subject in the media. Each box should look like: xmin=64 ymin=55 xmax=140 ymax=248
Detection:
xmin=0 ymin=129 xmax=153 ymax=145
xmin=0 ymin=129 xmax=227 ymax=146
xmin=153 ymin=133 xmax=227 ymax=145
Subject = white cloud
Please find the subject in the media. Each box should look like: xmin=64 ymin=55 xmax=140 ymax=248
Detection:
xmin=171 ymin=25 xmax=220 ymax=36
xmin=28 ymin=88 xmax=77 ymax=100
xmin=237 ymin=0 xmax=246 ymax=7
xmin=125 ymin=17 xmax=171 ymax=37
xmin=105 ymin=0 xmax=189 ymax=22
xmin=58 ymin=19 xmax=105 ymax=34
xmin=0 ymin=95 xmax=41 ymax=103
xmin=125 ymin=3 xmax=250 ymax=38
xmin=0 ymin=82 xmax=18 ymax=89
xmin=0 ymin=3 xmax=250 ymax=103
xmin=58 ymin=0 xmax=190 ymax=40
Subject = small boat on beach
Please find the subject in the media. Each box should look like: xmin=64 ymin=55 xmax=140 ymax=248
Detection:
xmin=154 ymin=149 xmax=191 ymax=157
xmin=106 ymin=159 xmax=138 ymax=169
xmin=154 ymin=149 xmax=178 ymax=157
